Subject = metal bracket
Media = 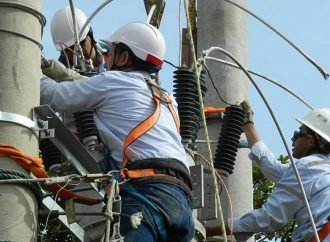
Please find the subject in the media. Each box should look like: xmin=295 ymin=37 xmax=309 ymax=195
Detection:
xmin=198 ymin=170 xmax=217 ymax=221
xmin=33 ymin=105 xmax=101 ymax=175
xmin=190 ymin=164 xmax=204 ymax=209
xmin=0 ymin=110 xmax=47 ymax=131
xmin=42 ymin=196 xmax=89 ymax=242
xmin=33 ymin=105 xmax=104 ymax=198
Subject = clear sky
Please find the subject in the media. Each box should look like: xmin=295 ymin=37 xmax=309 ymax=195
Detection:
xmin=41 ymin=0 xmax=330 ymax=158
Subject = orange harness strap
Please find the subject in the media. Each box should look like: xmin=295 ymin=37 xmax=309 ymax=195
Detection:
xmin=0 ymin=144 xmax=102 ymax=205
xmin=124 ymin=169 xmax=168 ymax=179
xmin=148 ymin=80 xmax=180 ymax=133
xmin=310 ymin=221 xmax=330 ymax=242
xmin=120 ymin=80 xmax=180 ymax=179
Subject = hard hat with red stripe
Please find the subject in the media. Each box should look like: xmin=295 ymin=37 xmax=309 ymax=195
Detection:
xmin=103 ymin=21 xmax=165 ymax=69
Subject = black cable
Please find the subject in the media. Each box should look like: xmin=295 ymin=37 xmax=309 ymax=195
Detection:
xmin=0 ymin=1 xmax=46 ymax=37
xmin=0 ymin=2 xmax=46 ymax=26
xmin=0 ymin=168 xmax=43 ymax=206
xmin=164 ymin=59 xmax=180 ymax=69
xmin=202 ymin=62 xmax=233 ymax=106
xmin=0 ymin=29 xmax=43 ymax=50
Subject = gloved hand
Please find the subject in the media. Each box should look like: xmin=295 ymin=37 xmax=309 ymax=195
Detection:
xmin=240 ymin=100 xmax=254 ymax=124
xmin=41 ymin=59 xmax=86 ymax=82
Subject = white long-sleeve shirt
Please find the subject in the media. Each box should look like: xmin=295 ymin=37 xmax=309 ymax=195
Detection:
xmin=232 ymin=141 xmax=330 ymax=241
xmin=40 ymin=70 xmax=188 ymax=170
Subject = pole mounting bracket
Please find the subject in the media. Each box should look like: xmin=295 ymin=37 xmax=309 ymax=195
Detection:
xmin=0 ymin=110 xmax=49 ymax=132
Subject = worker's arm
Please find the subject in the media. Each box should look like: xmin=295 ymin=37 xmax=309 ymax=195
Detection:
xmin=240 ymin=100 xmax=289 ymax=181
xmin=240 ymin=100 xmax=261 ymax=147
xmin=242 ymin=122 xmax=261 ymax=148
xmin=40 ymin=73 xmax=109 ymax=113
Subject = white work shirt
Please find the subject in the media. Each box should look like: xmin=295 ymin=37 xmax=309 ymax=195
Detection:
xmin=232 ymin=141 xmax=330 ymax=242
xmin=58 ymin=46 xmax=107 ymax=132
xmin=40 ymin=70 xmax=188 ymax=170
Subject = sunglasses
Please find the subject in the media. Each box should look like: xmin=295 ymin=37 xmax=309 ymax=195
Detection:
xmin=292 ymin=130 xmax=309 ymax=142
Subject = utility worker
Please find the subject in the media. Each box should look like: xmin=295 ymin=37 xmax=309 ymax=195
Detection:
xmin=50 ymin=6 xmax=110 ymax=73
xmin=219 ymin=101 xmax=330 ymax=242
xmin=41 ymin=21 xmax=194 ymax=242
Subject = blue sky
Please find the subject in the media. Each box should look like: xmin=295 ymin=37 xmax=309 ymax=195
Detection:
xmin=41 ymin=0 xmax=330 ymax=158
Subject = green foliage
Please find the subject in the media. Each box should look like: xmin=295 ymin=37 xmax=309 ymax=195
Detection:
xmin=253 ymin=155 xmax=295 ymax=241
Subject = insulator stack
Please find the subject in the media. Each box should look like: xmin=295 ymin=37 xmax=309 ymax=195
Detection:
xmin=40 ymin=139 xmax=63 ymax=172
xmin=173 ymin=67 xmax=207 ymax=145
xmin=213 ymin=105 xmax=246 ymax=176
xmin=73 ymin=111 xmax=98 ymax=150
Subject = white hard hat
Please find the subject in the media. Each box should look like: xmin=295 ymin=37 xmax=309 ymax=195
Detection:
xmin=297 ymin=108 xmax=330 ymax=143
xmin=102 ymin=21 xmax=165 ymax=69
xmin=50 ymin=6 xmax=90 ymax=51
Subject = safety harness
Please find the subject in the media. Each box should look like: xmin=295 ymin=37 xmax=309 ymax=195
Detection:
xmin=104 ymin=79 xmax=183 ymax=242
xmin=119 ymin=79 xmax=180 ymax=180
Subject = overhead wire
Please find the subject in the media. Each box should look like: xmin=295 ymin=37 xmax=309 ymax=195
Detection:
xmin=178 ymin=0 xmax=182 ymax=64
xmin=201 ymin=46 xmax=320 ymax=242
xmin=183 ymin=0 xmax=228 ymax=240
xmin=205 ymin=56 xmax=315 ymax=110
xmin=222 ymin=0 xmax=329 ymax=80
xmin=146 ymin=4 xmax=157 ymax=24
xmin=68 ymin=0 xmax=84 ymax=68
xmin=79 ymin=0 xmax=114 ymax=40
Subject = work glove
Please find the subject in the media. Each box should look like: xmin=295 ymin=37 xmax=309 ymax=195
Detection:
xmin=240 ymin=100 xmax=254 ymax=124
xmin=41 ymin=59 xmax=86 ymax=82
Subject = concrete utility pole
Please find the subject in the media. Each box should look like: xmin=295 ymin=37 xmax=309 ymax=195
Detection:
xmin=196 ymin=0 xmax=253 ymax=240
xmin=0 ymin=0 xmax=43 ymax=240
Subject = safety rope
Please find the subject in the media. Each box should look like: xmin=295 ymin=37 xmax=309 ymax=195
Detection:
xmin=0 ymin=144 xmax=102 ymax=205
xmin=183 ymin=0 xmax=228 ymax=240
xmin=0 ymin=168 xmax=43 ymax=205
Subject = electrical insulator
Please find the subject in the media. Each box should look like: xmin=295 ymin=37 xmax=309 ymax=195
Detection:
xmin=173 ymin=67 xmax=207 ymax=146
xmin=73 ymin=111 xmax=99 ymax=150
xmin=40 ymin=139 xmax=63 ymax=172
xmin=213 ymin=105 xmax=246 ymax=176
xmin=73 ymin=71 xmax=100 ymax=151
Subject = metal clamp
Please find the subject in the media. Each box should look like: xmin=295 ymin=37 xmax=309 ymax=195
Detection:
xmin=0 ymin=110 xmax=47 ymax=131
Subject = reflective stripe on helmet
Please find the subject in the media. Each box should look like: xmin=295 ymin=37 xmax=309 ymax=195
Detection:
xmin=146 ymin=54 xmax=163 ymax=68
